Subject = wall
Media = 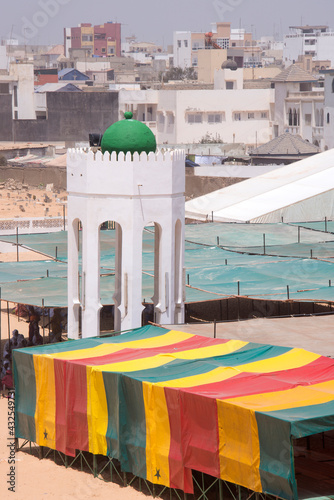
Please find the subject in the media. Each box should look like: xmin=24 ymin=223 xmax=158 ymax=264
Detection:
xmin=190 ymin=164 xmax=282 ymax=178
xmin=214 ymin=68 xmax=243 ymax=90
xmin=243 ymin=67 xmax=281 ymax=80
xmin=197 ymin=49 xmax=227 ymax=83
xmin=119 ymin=87 xmax=274 ymax=146
xmin=0 ymin=164 xmax=66 ymax=188
xmin=173 ymin=88 xmax=274 ymax=145
xmin=173 ymin=32 xmax=191 ymax=68
xmin=0 ymin=46 xmax=8 ymax=70
xmin=185 ymin=296 xmax=333 ymax=322
xmin=0 ymin=94 xmax=13 ymax=141
xmin=324 ymin=72 xmax=334 ymax=150
xmin=13 ymin=91 xmax=119 ymax=142
xmin=10 ymin=63 xmax=35 ymax=119
xmin=185 ymin=174 xmax=243 ymax=200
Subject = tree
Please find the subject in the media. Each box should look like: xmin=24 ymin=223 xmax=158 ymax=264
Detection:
xmin=160 ymin=66 xmax=198 ymax=83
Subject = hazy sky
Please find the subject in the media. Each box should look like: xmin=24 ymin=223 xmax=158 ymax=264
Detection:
xmin=1 ymin=0 xmax=331 ymax=47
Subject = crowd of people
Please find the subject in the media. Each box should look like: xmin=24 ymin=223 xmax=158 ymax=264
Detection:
xmin=1 ymin=307 xmax=64 ymax=391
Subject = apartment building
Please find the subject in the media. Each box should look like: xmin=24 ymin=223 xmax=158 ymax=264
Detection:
xmin=64 ymin=22 xmax=121 ymax=58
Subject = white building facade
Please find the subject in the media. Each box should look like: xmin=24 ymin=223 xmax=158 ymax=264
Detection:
xmin=120 ymin=86 xmax=274 ymax=147
xmin=173 ymin=32 xmax=192 ymax=69
xmin=284 ymin=25 xmax=334 ymax=66
xmin=323 ymin=69 xmax=334 ymax=150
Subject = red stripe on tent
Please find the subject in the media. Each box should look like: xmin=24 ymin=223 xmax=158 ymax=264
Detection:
xmin=64 ymin=362 xmax=89 ymax=452
xmin=67 ymin=336 xmax=230 ymax=366
xmin=54 ymin=358 xmax=75 ymax=457
xmin=165 ymin=387 xmax=194 ymax=494
xmin=269 ymin=356 xmax=334 ymax=384
xmin=183 ymin=357 xmax=334 ymax=399
xmin=180 ymin=391 xmax=220 ymax=477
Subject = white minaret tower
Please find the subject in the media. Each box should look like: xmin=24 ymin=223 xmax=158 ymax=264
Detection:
xmin=67 ymin=112 xmax=185 ymax=339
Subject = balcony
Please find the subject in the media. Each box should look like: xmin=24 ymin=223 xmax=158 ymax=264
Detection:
xmin=313 ymin=126 xmax=324 ymax=137
xmin=288 ymin=126 xmax=300 ymax=135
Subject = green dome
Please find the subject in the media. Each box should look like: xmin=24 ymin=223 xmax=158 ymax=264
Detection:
xmin=101 ymin=111 xmax=157 ymax=156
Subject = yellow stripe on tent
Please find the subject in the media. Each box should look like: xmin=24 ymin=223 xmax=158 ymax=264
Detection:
xmin=224 ymin=380 xmax=334 ymax=412
xmin=157 ymin=366 xmax=240 ymax=389
xmin=236 ymin=348 xmax=320 ymax=374
xmin=93 ymin=353 xmax=175 ymax=373
xmin=93 ymin=340 xmax=249 ymax=374
xmin=86 ymin=366 xmax=108 ymax=455
xmin=217 ymin=401 xmax=262 ymax=492
xmin=143 ymin=382 xmax=171 ymax=487
xmin=50 ymin=330 xmax=194 ymax=360
xmin=172 ymin=340 xmax=249 ymax=360
xmin=33 ymin=354 xmax=56 ymax=449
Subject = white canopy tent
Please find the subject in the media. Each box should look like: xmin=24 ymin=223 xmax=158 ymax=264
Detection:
xmin=185 ymin=149 xmax=334 ymax=223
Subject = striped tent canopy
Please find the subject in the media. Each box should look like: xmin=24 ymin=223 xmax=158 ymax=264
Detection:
xmin=13 ymin=325 xmax=334 ymax=500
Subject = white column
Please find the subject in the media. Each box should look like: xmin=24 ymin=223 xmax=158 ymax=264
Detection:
xmin=67 ymin=217 xmax=80 ymax=339
xmin=155 ymin=212 xmax=174 ymax=325
xmin=174 ymin=218 xmax=185 ymax=324
xmin=113 ymin=222 xmax=122 ymax=332
xmin=120 ymin=219 xmax=144 ymax=331
xmin=81 ymin=219 xmax=101 ymax=338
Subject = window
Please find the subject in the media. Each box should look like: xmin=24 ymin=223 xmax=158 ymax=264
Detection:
xmin=226 ymin=81 xmax=234 ymax=90
xmin=187 ymin=113 xmax=202 ymax=123
xmin=177 ymin=40 xmax=181 ymax=48
xmin=293 ymin=109 xmax=298 ymax=126
xmin=158 ymin=113 xmax=165 ymax=124
xmin=208 ymin=114 xmax=222 ymax=123
xmin=0 ymin=83 xmax=9 ymax=94
xmin=288 ymin=108 xmax=292 ymax=126
xmin=168 ymin=114 xmax=174 ymax=126
xmin=327 ymin=113 xmax=330 ymax=124
xmin=216 ymin=38 xmax=229 ymax=49
xmin=14 ymin=110 xmax=18 ymax=119
xmin=101 ymin=48 xmax=106 ymax=53
xmin=184 ymin=40 xmax=188 ymax=48
xmin=332 ymin=79 xmax=334 ymax=93
xmin=234 ymin=112 xmax=241 ymax=121
xmin=305 ymin=113 xmax=312 ymax=126
xmin=248 ymin=112 xmax=255 ymax=119
xmin=261 ymin=112 xmax=268 ymax=119
xmin=13 ymin=86 xmax=18 ymax=107
xmin=82 ymin=35 xmax=93 ymax=42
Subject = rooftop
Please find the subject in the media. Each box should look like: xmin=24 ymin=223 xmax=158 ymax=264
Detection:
xmin=251 ymin=133 xmax=320 ymax=156
xmin=272 ymin=64 xmax=318 ymax=83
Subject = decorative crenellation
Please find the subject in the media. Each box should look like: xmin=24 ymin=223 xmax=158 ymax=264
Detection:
xmin=67 ymin=148 xmax=185 ymax=197
xmin=67 ymin=148 xmax=185 ymax=164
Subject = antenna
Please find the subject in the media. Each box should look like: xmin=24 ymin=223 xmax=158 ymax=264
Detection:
xmin=7 ymin=25 xmax=14 ymax=72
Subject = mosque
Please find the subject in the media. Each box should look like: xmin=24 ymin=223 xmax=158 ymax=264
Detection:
xmin=67 ymin=111 xmax=185 ymax=338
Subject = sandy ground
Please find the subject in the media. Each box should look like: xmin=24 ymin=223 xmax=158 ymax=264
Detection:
xmin=0 ymin=185 xmax=67 ymax=219
xmin=0 ymin=397 xmax=147 ymax=500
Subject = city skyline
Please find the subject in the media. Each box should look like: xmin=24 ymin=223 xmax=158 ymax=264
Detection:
xmin=0 ymin=0 xmax=331 ymax=48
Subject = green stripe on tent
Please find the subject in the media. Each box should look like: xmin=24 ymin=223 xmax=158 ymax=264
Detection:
xmin=210 ymin=344 xmax=292 ymax=367
xmin=19 ymin=326 xmax=170 ymax=356
xmin=103 ymin=371 xmax=147 ymax=479
xmin=105 ymin=325 xmax=170 ymax=343
xmin=119 ymin=375 xmax=146 ymax=478
xmin=128 ymin=358 xmax=222 ymax=383
xmin=128 ymin=345 xmax=292 ymax=384
xmin=255 ymin=412 xmax=297 ymax=500
xmin=264 ymin=400 xmax=334 ymax=439
xmin=103 ymin=371 xmax=120 ymax=459
xmin=13 ymin=349 xmax=36 ymax=442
